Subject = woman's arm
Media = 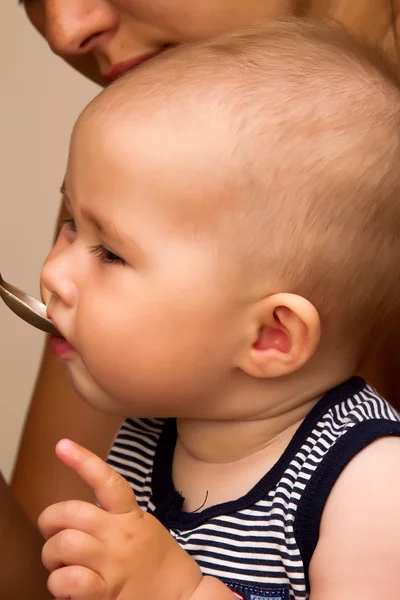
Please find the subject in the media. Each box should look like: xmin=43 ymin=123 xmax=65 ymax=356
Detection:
xmin=11 ymin=343 xmax=121 ymax=524
xmin=0 ymin=471 xmax=51 ymax=600
xmin=358 ymin=341 xmax=400 ymax=410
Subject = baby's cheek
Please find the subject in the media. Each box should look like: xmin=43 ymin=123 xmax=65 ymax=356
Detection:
xmin=75 ymin=297 xmax=133 ymax=367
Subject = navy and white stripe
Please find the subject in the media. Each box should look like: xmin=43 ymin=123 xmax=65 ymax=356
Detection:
xmin=107 ymin=378 xmax=400 ymax=599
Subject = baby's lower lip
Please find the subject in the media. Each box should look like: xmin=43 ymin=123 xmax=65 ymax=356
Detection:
xmin=48 ymin=335 xmax=76 ymax=360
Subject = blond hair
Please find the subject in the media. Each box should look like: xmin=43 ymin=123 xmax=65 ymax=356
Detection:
xmin=203 ymin=20 xmax=400 ymax=350
xmin=87 ymin=19 xmax=400 ymax=351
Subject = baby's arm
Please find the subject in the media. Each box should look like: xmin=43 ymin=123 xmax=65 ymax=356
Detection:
xmin=38 ymin=440 xmax=235 ymax=600
xmin=309 ymin=436 xmax=400 ymax=600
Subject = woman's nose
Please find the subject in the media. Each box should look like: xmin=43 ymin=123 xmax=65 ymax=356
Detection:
xmin=41 ymin=249 xmax=77 ymax=309
xmin=45 ymin=0 xmax=119 ymax=56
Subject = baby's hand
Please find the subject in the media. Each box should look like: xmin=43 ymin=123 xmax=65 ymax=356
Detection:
xmin=38 ymin=440 xmax=203 ymax=600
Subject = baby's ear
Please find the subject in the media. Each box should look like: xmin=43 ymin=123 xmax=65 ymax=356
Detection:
xmin=237 ymin=293 xmax=321 ymax=378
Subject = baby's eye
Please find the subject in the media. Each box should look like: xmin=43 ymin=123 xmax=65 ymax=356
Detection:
xmin=89 ymin=244 xmax=127 ymax=266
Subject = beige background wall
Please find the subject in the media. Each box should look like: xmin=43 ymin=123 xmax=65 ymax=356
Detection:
xmin=0 ymin=4 xmax=99 ymax=480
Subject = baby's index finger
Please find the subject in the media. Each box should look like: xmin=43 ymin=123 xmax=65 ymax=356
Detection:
xmin=56 ymin=439 xmax=139 ymax=515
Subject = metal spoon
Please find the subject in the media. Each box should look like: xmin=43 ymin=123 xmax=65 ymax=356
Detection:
xmin=0 ymin=273 xmax=58 ymax=335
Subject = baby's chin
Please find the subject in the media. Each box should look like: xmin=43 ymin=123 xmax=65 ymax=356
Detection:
xmin=64 ymin=358 xmax=126 ymax=416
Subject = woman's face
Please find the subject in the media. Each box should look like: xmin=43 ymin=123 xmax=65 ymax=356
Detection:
xmin=23 ymin=0 xmax=294 ymax=86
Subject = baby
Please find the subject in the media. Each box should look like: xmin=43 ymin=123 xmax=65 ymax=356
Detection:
xmin=38 ymin=19 xmax=400 ymax=600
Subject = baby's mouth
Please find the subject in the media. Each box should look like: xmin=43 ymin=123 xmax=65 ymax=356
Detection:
xmin=48 ymin=333 xmax=76 ymax=360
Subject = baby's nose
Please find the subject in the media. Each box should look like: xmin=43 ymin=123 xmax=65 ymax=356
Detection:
xmin=41 ymin=252 xmax=77 ymax=309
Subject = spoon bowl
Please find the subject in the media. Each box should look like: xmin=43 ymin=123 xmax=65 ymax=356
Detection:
xmin=0 ymin=273 xmax=59 ymax=335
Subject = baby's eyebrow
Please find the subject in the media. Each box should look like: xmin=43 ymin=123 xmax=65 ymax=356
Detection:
xmin=82 ymin=207 xmax=144 ymax=259
xmin=60 ymin=181 xmax=120 ymax=241
xmin=59 ymin=182 xmax=143 ymax=256
xmin=81 ymin=208 xmax=121 ymax=242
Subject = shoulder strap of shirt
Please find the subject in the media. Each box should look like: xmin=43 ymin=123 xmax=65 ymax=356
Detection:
xmin=294 ymin=418 xmax=400 ymax=590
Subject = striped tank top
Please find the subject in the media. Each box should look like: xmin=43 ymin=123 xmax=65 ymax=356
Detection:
xmin=107 ymin=377 xmax=400 ymax=600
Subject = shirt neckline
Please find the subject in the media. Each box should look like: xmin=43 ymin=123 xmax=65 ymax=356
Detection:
xmin=151 ymin=376 xmax=366 ymax=529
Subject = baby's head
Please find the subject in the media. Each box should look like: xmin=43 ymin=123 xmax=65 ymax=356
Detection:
xmin=41 ymin=19 xmax=400 ymax=419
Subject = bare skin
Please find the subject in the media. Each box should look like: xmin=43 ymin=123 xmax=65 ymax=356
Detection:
xmin=2 ymin=1 xmax=399 ymax=597
xmin=12 ymin=0 xmax=400 ymax=526
xmin=0 ymin=472 xmax=51 ymax=600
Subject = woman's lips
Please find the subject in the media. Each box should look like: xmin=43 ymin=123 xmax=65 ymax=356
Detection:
xmin=49 ymin=335 xmax=76 ymax=360
xmin=103 ymin=50 xmax=164 ymax=82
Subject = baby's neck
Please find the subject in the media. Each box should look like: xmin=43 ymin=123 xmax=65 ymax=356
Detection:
xmin=173 ymin=414 xmax=305 ymax=511
xmin=176 ymin=398 xmax=314 ymax=465
xmin=173 ymin=350 xmax=357 ymax=510
xmin=173 ymin=367 xmax=354 ymax=511
xmin=177 ymin=359 xmax=354 ymax=464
